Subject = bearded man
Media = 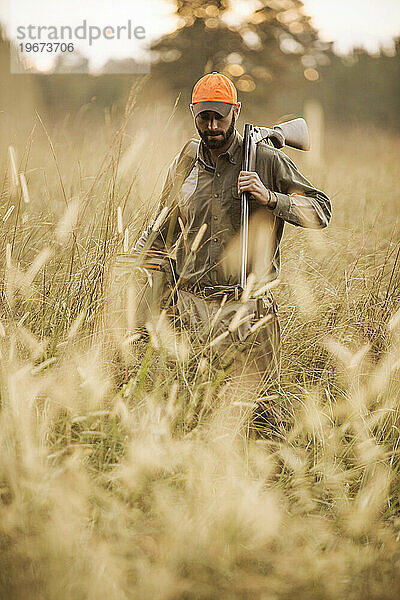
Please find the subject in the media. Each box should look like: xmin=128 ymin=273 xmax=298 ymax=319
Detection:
xmin=133 ymin=72 xmax=331 ymax=427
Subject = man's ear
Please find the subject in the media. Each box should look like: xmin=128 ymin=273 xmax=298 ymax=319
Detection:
xmin=234 ymin=102 xmax=241 ymax=118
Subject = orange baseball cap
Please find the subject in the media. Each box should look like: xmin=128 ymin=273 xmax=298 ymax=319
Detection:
xmin=191 ymin=72 xmax=238 ymax=117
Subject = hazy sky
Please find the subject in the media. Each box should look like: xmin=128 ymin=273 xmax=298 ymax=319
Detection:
xmin=302 ymin=0 xmax=400 ymax=53
xmin=1 ymin=0 xmax=399 ymax=71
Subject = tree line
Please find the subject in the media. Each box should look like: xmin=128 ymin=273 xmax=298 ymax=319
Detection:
xmin=0 ymin=0 xmax=399 ymax=130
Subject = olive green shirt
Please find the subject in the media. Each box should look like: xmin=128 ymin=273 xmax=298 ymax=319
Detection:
xmin=135 ymin=128 xmax=331 ymax=289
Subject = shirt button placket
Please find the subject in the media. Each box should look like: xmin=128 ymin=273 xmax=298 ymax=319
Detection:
xmin=211 ymin=165 xmax=221 ymax=263
xmin=211 ymin=192 xmax=219 ymax=261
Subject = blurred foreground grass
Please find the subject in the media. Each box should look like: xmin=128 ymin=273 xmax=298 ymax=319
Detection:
xmin=1 ymin=91 xmax=400 ymax=599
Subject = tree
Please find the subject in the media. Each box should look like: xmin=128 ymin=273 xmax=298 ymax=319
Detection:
xmin=149 ymin=0 xmax=326 ymax=109
xmin=150 ymin=0 xmax=242 ymax=95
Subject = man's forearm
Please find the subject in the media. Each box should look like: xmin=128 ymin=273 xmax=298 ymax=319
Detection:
xmin=269 ymin=191 xmax=331 ymax=229
xmin=270 ymin=152 xmax=331 ymax=229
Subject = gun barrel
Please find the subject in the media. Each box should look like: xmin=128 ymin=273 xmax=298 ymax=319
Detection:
xmin=239 ymin=124 xmax=253 ymax=288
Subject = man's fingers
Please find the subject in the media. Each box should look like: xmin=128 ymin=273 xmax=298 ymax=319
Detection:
xmin=238 ymin=176 xmax=255 ymax=183
xmin=238 ymin=175 xmax=260 ymax=186
xmin=239 ymin=170 xmax=259 ymax=177
xmin=238 ymin=170 xmax=265 ymax=196
xmin=239 ymin=172 xmax=256 ymax=178
xmin=238 ymin=184 xmax=259 ymax=194
xmin=239 ymin=179 xmax=261 ymax=186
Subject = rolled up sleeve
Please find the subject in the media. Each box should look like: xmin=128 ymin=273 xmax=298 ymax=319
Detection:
xmin=270 ymin=151 xmax=331 ymax=229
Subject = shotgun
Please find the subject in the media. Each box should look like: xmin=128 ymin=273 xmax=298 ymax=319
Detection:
xmin=239 ymin=118 xmax=310 ymax=290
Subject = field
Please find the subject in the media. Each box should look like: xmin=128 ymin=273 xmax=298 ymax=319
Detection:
xmin=1 ymin=87 xmax=400 ymax=599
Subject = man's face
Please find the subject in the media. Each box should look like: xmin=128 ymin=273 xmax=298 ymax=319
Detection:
xmin=195 ymin=108 xmax=236 ymax=149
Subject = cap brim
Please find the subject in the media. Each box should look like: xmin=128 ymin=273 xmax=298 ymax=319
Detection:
xmin=192 ymin=101 xmax=234 ymax=118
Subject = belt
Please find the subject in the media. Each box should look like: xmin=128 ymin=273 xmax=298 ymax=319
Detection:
xmin=186 ymin=284 xmax=277 ymax=318
xmin=189 ymin=284 xmax=242 ymax=301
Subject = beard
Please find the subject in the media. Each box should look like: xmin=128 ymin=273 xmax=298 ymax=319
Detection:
xmin=197 ymin=112 xmax=236 ymax=149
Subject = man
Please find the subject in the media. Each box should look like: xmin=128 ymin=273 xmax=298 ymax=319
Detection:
xmin=134 ymin=72 xmax=331 ymax=421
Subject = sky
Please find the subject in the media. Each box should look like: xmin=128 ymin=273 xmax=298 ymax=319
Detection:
xmin=302 ymin=0 xmax=400 ymax=54
xmin=0 ymin=0 xmax=399 ymax=72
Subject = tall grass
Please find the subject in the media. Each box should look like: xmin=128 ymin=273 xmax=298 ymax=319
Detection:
xmin=1 ymin=86 xmax=400 ymax=599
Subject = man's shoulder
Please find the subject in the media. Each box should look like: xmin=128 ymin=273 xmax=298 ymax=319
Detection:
xmin=167 ymin=138 xmax=200 ymax=181
xmin=181 ymin=138 xmax=200 ymax=160
xmin=256 ymin=142 xmax=296 ymax=170
xmin=256 ymin=141 xmax=289 ymax=161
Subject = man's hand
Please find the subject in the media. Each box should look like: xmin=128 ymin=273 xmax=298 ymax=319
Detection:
xmin=237 ymin=171 xmax=277 ymax=209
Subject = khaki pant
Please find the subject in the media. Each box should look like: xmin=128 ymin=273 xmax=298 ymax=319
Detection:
xmin=169 ymin=289 xmax=281 ymax=435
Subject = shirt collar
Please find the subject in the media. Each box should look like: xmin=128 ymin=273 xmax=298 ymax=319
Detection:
xmin=197 ymin=128 xmax=242 ymax=168
xmin=226 ymin=128 xmax=242 ymax=164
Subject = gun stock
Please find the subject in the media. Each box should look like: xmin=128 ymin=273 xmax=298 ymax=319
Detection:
xmin=273 ymin=118 xmax=310 ymax=151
